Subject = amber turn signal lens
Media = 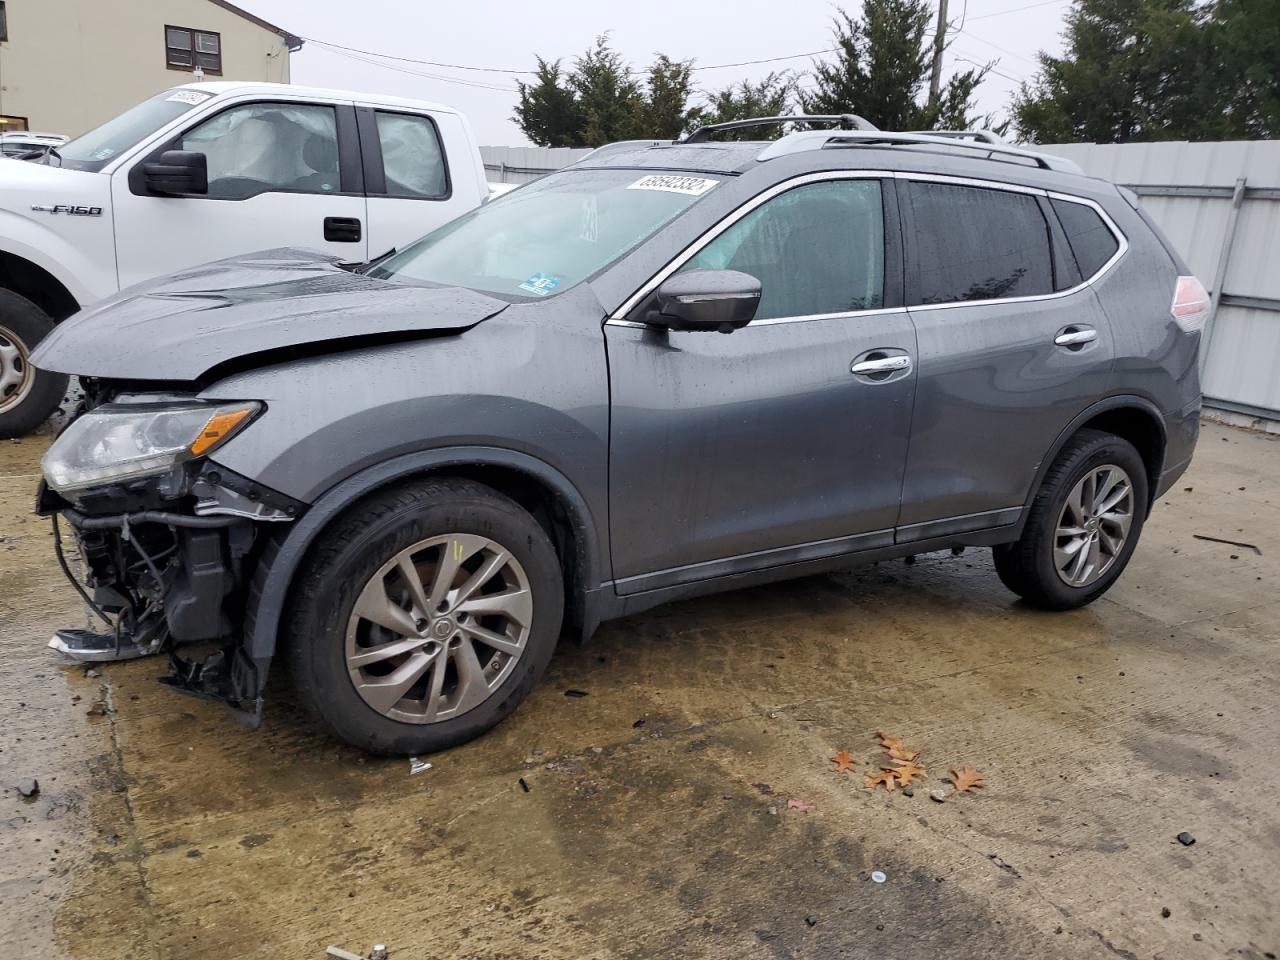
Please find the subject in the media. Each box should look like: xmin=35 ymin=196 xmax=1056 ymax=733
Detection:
xmin=189 ymin=407 xmax=255 ymax=457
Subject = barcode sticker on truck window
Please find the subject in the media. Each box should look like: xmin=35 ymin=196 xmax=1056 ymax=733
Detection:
xmin=627 ymin=175 xmax=719 ymax=196
xmin=166 ymin=90 xmax=212 ymax=105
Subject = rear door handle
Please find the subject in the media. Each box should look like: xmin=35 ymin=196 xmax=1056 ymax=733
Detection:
xmin=851 ymin=355 xmax=911 ymax=376
xmin=1054 ymin=326 xmax=1097 ymax=347
xmin=324 ymin=216 xmax=362 ymax=242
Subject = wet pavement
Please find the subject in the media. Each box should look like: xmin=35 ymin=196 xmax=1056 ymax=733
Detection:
xmin=2 ymin=420 xmax=1277 ymax=959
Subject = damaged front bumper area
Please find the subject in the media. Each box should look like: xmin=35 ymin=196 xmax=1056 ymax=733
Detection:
xmin=38 ymin=458 xmax=302 ymax=728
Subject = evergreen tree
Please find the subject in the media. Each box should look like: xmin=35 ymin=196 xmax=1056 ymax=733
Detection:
xmin=1013 ymin=0 xmax=1212 ymax=143
xmin=800 ymin=1 xmax=988 ymax=130
xmin=514 ymin=58 xmax=585 ymax=147
xmin=691 ymin=73 xmax=796 ymax=139
xmin=570 ymin=36 xmax=646 ymax=145
xmin=641 ymin=55 xmax=698 ymax=139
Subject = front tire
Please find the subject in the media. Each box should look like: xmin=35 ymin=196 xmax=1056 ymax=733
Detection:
xmin=993 ymin=429 xmax=1149 ymax=610
xmin=0 ymin=289 xmax=69 ymax=438
xmin=286 ymin=478 xmax=564 ymax=755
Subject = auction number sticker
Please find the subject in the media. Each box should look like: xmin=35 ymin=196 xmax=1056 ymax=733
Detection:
xmin=519 ymin=272 xmax=562 ymax=296
xmin=166 ymin=90 xmax=212 ymax=105
xmin=627 ymin=175 xmax=719 ymax=196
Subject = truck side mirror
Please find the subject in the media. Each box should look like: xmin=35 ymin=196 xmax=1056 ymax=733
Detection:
xmin=143 ymin=151 xmax=208 ymax=196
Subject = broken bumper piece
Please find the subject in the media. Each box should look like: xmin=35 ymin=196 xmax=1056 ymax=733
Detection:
xmin=48 ymin=627 xmax=162 ymax=662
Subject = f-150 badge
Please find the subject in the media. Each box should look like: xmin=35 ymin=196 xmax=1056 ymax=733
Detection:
xmin=31 ymin=204 xmax=103 ymax=216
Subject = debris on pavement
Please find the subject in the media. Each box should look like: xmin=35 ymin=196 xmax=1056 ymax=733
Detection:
xmin=947 ymin=768 xmax=987 ymax=793
xmin=564 ymin=689 xmax=590 ymax=698
xmin=1161 ymin=907 xmax=1172 ymax=918
xmin=870 ymin=870 xmax=887 ymax=883
xmin=325 ymin=947 xmax=364 ymax=960
xmin=787 ymin=799 xmax=816 ymax=813
xmin=1192 ymin=534 xmax=1262 ymax=555
xmin=369 ymin=946 xmax=388 ymax=960
xmin=804 ymin=914 xmax=818 ymax=927
xmin=929 ymin=789 xmax=947 ymax=803
xmin=830 ymin=750 xmax=857 ymax=773
xmin=15 ymin=778 xmax=39 ymax=798
xmin=518 ymin=777 xmax=530 ymax=793
xmin=902 ymin=786 xmax=914 ymax=797
xmin=1177 ymin=831 xmax=1196 ymax=846
xmin=631 ymin=718 xmax=646 ymax=728
xmin=408 ymin=758 xmax=432 ymax=776
xmin=891 ymin=760 xmax=927 ymax=787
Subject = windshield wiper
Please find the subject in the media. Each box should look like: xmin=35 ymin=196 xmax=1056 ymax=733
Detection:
xmin=40 ymin=145 xmax=63 ymax=167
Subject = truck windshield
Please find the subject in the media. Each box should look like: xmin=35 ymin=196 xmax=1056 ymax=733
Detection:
xmin=369 ymin=168 xmax=722 ymax=300
xmin=52 ymin=89 xmax=212 ymax=172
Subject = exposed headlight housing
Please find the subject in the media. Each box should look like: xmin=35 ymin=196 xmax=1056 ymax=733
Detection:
xmin=42 ymin=401 xmax=262 ymax=494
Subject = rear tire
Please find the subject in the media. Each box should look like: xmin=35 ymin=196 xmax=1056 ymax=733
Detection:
xmin=285 ymin=477 xmax=564 ymax=755
xmin=993 ymin=429 xmax=1149 ymax=610
xmin=0 ymin=289 xmax=68 ymax=438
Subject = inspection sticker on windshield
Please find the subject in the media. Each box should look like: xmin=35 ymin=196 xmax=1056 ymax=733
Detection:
xmin=166 ymin=90 xmax=212 ymax=105
xmin=627 ymin=174 xmax=719 ymax=196
xmin=518 ymin=273 xmax=562 ymax=296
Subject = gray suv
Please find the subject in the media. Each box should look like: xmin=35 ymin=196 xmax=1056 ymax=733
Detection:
xmin=34 ymin=118 xmax=1205 ymax=754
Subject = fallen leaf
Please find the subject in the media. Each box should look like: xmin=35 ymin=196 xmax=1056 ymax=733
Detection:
xmin=948 ymin=767 xmax=987 ymax=793
xmin=787 ymin=798 xmax=816 ymax=813
xmin=877 ymin=731 xmax=920 ymax=762
xmin=831 ymin=750 xmax=857 ymax=774
xmin=864 ymin=769 xmax=899 ymax=791
xmin=876 ymin=731 xmax=906 ymax=751
xmin=891 ymin=760 xmax=927 ymax=786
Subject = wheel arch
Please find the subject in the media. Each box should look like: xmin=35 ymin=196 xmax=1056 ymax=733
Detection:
xmin=0 ymin=250 xmax=81 ymax=322
xmin=1024 ymin=396 xmax=1167 ymax=521
xmin=241 ymin=446 xmax=605 ymax=671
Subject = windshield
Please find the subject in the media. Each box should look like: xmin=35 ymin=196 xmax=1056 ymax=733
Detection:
xmin=369 ymin=168 xmax=722 ymax=299
xmin=53 ymin=89 xmax=212 ymax=172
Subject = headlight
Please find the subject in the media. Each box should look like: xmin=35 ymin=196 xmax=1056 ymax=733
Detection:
xmin=42 ymin=401 xmax=262 ymax=494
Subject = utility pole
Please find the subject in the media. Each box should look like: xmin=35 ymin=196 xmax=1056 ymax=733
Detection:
xmin=928 ymin=0 xmax=950 ymax=109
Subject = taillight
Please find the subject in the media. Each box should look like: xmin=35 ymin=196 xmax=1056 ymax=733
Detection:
xmin=1171 ymin=275 xmax=1210 ymax=333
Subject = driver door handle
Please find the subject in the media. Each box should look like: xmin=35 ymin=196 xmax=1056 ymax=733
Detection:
xmin=851 ymin=355 xmax=911 ymax=375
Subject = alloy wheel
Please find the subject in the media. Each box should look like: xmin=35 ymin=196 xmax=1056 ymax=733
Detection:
xmin=0 ymin=324 xmax=34 ymax=413
xmin=345 ymin=533 xmax=533 ymax=724
xmin=1054 ymin=464 xmax=1134 ymax=588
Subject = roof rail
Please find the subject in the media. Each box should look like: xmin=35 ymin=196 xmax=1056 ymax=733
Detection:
xmin=575 ymin=139 xmax=674 ymax=164
xmin=681 ymin=114 xmax=878 ymax=144
xmin=755 ymin=129 xmax=1084 ymax=175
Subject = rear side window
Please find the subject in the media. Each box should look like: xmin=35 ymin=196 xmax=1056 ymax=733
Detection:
xmin=1051 ymin=198 xmax=1120 ymax=279
xmin=375 ymin=111 xmax=448 ymax=199
xmin=904 ymin=182 xmax=1054 ymax=305
xmin=680 ymin=179 xmax=884 ymax=320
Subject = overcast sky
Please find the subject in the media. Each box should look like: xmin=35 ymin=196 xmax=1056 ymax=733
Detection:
xmin=241 ymin=0 xmax=1070 ymax=145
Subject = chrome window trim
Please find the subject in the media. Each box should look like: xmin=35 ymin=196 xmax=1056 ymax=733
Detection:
xmin=608 ymin=168 xmax=1129 ymax=325
xmin=605 ymin=306 xmax=908 ymax=329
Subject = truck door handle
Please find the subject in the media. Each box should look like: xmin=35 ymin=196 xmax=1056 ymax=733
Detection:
xmin=1054 ymin=326 xmax=1097 ymax=347
xmin=324 ymin=217 xmax=362 ymax=242
xmin=851 ymin=354 xmax=911 ymax=376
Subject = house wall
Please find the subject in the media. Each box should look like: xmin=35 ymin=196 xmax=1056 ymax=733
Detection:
xmin=0 ymin=0 xmax=291 ymax=137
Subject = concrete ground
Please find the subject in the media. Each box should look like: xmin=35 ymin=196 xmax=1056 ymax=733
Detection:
xmin=1 ymin=420 xmax=1277 ymax=960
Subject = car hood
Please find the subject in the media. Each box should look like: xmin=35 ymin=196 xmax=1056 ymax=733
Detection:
xmin=33 ymin=248 xmax=510 ymax=381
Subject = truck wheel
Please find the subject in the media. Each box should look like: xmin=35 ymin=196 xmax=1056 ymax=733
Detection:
xmin=286 ymin=477 xmax=564 ymax=755
xmin=993 ymin=429 xmax=1149 ymax=610
xmin=0 ymin=290 xmax=69 ymax=438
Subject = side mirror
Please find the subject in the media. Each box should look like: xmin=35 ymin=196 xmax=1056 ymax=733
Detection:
xmin=143 ymin=150 xmax=208 ymax=195
xmin=649 ymin=269 xmax=761 ymax=333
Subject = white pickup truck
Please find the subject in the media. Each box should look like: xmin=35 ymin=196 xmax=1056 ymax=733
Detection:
xmin=0 ymin=81 xmax=491 ymax=436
